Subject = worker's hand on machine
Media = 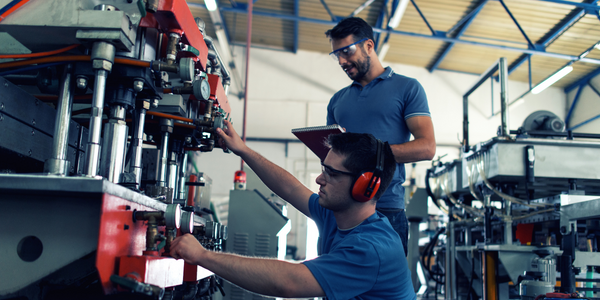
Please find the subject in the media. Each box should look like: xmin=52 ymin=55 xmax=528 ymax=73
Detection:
xmin=171 ymin=233 xmax=205 ymax=265
xmin=215 ymin=119 xmax=247 ymax=155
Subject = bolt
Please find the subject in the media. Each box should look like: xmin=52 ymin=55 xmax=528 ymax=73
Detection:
xmin=0 ymin=102 xmax=4 ymax=110
xmin=28 ymin=150 xmax=32 ymax=156
xmin=0 ymin=114 xmax=3 ymax=121
xmin=4 ymin=82 xmax=7 ymax=87
xmin=31 ymin=130 xmax=35 ymax=136
xmin=32 ymin=119 xmax=36 ymax=126
xmin=125 ymin=205 xmax=131 ymax=210
xmin=152 ymin=99 xmax=159 ymax=108
xmin=185 ymin=136 xmax=192 ymax=144
xmin=124 ymin=224 xmax=130 ymax=230
xmin=76 ymin=77 xmax=88 ymax=90
xmin=133 ymin=80 xmax=144 ymax=92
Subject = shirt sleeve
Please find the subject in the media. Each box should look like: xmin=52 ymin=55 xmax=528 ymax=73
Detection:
xmin=326 ymin=97 xmax=336 ymax=126
xmin=308 ymin=193 xmax=325 ymax=227
xmin=303 ymin=236 xmax=380 ymax=300
xmin=403 ymin=78 xmax=431 ymax=120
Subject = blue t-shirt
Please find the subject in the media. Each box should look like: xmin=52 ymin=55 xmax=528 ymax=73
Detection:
xmin=326 ymin=67 xmax=430 ymax=209
xmin=303 ymin=194 xmax=416 ymax=300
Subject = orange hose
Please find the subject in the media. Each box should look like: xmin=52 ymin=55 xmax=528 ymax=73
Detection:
xmin=114 ymin=57 xmax=151 ymax=68
xmin=0 ymin=0 xmax=29 ymax=22
xmin=0 ymin=55 xmax=151 ymax=69
xmin=0 ymin=44 xmax=79 ymax=59
xmin=146 ymin=110 xmax=193 ymax=123
xmin=0 ymin=55 xmax=90 ymax=69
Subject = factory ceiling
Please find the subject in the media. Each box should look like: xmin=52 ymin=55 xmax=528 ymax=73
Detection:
xmin=187 ymin=0 xmax=600 ymax=95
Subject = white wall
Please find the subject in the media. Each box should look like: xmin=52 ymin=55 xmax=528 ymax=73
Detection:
xmin=195 ymin=45 xmax=567 ymax=258
xmin=566 ymin=74 xmax=600 ymax=133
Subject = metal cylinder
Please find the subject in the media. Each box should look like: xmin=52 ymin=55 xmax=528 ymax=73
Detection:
xmin=45 ymin=64 xmax=74 ymax=175
xmin=168 ymin=152 xmax=179 ymax=195
xmin=130 ymin=107 xmax=147 ymax=188
xmin=178 ymin=153 xmax=188 ymax=200
xmin=166 ymin=33 xmax=180 ymax=64
xmin=84 ymin=69 xmax=108 ymax=176
xmin=99 ymin=105 xmax=128 ymax=183
xmin=499 ymin=57 xmax=509 ymax=137
xmin=156 ymin=131 xmax=170 ymax=187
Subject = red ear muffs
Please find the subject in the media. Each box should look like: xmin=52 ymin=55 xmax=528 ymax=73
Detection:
xmin=351 ymin=172 xmax=381 ymax=202
xmin=351 ymin=139 xmax=384 ymax=202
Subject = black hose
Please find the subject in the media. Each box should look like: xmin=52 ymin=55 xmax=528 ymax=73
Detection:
xmin=425 ymin=169 xmax=443 ymax=211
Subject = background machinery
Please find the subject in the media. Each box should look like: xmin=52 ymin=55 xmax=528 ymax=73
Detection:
xmin=0 ymin=0 xmax=232 ymax=299
xmin=426 ymin=58 xmax=600 ymax=300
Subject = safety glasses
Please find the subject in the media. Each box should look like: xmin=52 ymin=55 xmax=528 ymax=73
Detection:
xmin=321 ymin=163 xmax=356 ymax=182
xmin=329 ymin=38 xmax=368 ymax=62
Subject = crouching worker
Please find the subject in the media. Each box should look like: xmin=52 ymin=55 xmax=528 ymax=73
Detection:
xmin=171 ymin=120 xmax=416 ymax=300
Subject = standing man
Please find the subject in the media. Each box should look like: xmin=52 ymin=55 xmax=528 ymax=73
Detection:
xmin=326 ymin=17 xmax=436 ymax=256
xmin=171 ymin=120 xmax=416 ymax=300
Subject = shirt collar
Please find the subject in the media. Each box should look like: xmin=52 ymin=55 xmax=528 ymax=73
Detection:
xmin=351 ymin=66 xmax=394 ymax=87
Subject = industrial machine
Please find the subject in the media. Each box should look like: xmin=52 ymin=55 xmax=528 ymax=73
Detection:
xmin=0 ymin=1 xmax=232 ymax=299
xmin=426 ymin=58 xmax=600 ymax=300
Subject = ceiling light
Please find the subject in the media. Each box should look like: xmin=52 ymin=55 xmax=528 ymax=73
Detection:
xmin=531 ymin=65 xmax=573 ymax=94
xmin=204 ymin=0 xmax=218 ymax=11
xmin=388 ymin=0 xmax=410 ymax=28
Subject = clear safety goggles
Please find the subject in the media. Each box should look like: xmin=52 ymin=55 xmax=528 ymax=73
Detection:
xmin=329 ymin=38 xmax=368 ymax=62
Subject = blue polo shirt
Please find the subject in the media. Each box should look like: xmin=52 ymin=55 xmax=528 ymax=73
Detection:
xmin=326 ymin=67 xmax=430 ymax=209
xmin=302 ymin=194 xmax=415 ymax=300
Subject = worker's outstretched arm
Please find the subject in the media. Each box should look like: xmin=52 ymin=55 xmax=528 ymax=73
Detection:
xmin=171 ymin=234 xmax=324 ymax=298
xmin=216 ymin=120 xmax=313 ymax=217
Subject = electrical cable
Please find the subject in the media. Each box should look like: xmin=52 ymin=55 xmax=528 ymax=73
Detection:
xmin=475 ymin=155 xmax=553 ymax=208
xmin=146 ymin=110 xmax=194 ymax=123
xmin=0 ymin=0 xmax=29 ymax=22
xmin=0 ymin=55 xmax=151 ymax=70
xmin=465 ymin=158 xmax=482 ymax=201
xmin=0 ymin=61 xmax=63 ymax=76
xmin=441 ymin=172 xmax=484 ymax=218
xmin=0 ymin=44 xmax=79 ymax=59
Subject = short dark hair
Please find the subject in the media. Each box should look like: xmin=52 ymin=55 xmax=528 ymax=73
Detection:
xmin=325 ymin=17 xmax=374 ymax=43
xmin=327 ymin=132 xmax=396 ymax=200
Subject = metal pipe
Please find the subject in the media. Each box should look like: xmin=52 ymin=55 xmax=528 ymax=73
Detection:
xmin=499 ymin=57 xmax=509 ymax=137
xmin=241 ymin=0 xmax=253 ymax=170
xmin=130 ymin=106 xmax=147 ymax=188
xmin=99 ymin=105 xmax=128 ymax=183
xmin=45 ymin=64 xmax=74 ymax=175
xmin=156 ymin=121 xmax=172 ymax=187
xmin=204 ymin=37 xmax=231 ymax=84
xmin=84 ymin=69 xmax=108 ymax=176
xmin=168 ymin=152 xmax=179 ymax=195
xmin=178 ymin=152 xmax=188 ymax=200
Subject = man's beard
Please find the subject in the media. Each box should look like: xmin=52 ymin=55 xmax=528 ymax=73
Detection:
xmin=347 ymin=54 xmax=371 ymax=81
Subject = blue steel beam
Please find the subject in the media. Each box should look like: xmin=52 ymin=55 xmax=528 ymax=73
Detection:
xmin=409 ymin=0 xmax=436 ymax=36
xmin=373 ymin=0 xmax=389 ymax=51
xmin=214 ymin=5 xmax=600 ymax=65
xmin=377 ymin=0 xmax=399 ymax=55
xmin=590 ymin=82 xmax=600 ymax=97
xmin=565 ymin=84 xmax=584 ymax=126
xmin=536 ymin=0 xmax=600 ymax=11
xmin=294 ymin=0 xmax=299 ymax=53
xmin=428 ymin=0 xmax=488 ymax=72
xmin=507 ymin=2 xmax=591 ymax=75
xmin=319 ymin=0 xmax=338 ymax=22
xmin=349 ymin=0 xmax=377 ymax=17
xmin=499 ymin=0 xmax=535 ymax=50
xmin=570 ymin=113 xmax=600 ymax=130
xmin=564 ymin=66 xmax=600 ymax=93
